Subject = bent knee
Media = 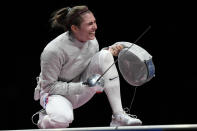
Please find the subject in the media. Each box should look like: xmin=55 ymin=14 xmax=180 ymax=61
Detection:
xmin=40 ymin=114 xmax=73 ymax=128
xmin=98 ymin=50 xmax=114 ymax=68
xmin=99 ymin=50 xmax=113 ymax=60
xmin=48 ymin=112 xmax=73 ymax=128
xmin=50 ymin=119 xmax=71 ymax=128
xmin=54 ymin=112 xmax=73 ymax=124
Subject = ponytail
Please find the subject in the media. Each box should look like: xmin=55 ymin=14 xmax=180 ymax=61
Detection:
xmin=49 ymin=5 xmax=91 ymax=31
xmin=50 ymin=7 xmax=70 ymax=31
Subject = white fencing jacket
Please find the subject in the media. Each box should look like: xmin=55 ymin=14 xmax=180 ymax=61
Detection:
xmin=34 ymin=31 xmax=99 ymax=100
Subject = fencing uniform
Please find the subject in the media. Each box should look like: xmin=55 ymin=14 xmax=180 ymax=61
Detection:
xmin=34 ymin=31 xmax=142 ymax=128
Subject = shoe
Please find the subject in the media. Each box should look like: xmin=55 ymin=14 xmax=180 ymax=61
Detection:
xmin=37 ymin=109 xmax=47 ymax=128
xmin=110 ymin=111 xmax=142 ymax=126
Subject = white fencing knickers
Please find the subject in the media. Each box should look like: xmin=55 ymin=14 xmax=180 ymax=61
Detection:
xmin=38 ymin=50 xmax=123 ymax=128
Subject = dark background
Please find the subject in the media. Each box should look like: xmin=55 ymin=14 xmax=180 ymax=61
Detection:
xmin=2 ymin=0 xmax=196 ymax=130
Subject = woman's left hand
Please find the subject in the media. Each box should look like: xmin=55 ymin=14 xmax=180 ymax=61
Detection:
xmin=109 ymin=44 xmax=124 ymax=56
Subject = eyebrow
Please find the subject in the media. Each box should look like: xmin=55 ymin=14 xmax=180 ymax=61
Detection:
xmin=87 ymin=19 xmax=96 ymax=25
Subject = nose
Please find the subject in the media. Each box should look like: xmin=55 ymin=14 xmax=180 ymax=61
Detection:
xmin=93 ymin=23 xmax=97 ymax=30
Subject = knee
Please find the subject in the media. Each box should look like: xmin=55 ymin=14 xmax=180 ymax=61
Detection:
xmin=99 ymin=50 xmax=114 ymax=62
xmin=53 ymin=111 xmax=73 ymax=124
xmin=98 ymin=50 xmax=114 ymax=70
xmin=49 ymin=113 xmax=73 ymax=128
xmin=46 ymin=105 xmax=74 ymax=128
xmin=39 ymin=114 xmax=73 ymax=129
xmin=44 ymin=95 xmax=74 ymax=128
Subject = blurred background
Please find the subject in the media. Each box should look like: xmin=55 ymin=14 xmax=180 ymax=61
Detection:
xmin=1 ymin=0 xmax=196 ymax=130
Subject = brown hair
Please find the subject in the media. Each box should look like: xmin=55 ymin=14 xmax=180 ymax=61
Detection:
xmin=50 ymin=5 xmax=91 ymax=31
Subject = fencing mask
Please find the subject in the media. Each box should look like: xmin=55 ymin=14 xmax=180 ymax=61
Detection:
xmin=117 ymin=42 xmax=155 ymax=86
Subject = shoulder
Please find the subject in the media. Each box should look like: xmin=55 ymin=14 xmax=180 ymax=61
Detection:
xmin=41 ymin=47 xmax=60 ymax=62
xmin=41 ymin=44 xmax=68 ymax=64
xmin=42 ymin=32 xmax=70 ymax=56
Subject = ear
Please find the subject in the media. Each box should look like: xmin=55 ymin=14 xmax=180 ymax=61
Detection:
xmin=71 ymin=25 xmax=79 ymax=33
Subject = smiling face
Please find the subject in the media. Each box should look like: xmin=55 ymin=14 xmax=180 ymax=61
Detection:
xmin=71 ymin=12 xmax=97 ymax=43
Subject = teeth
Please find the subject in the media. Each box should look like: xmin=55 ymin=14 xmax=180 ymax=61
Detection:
xmin=90 ymin=32 xmax=95 ymax=34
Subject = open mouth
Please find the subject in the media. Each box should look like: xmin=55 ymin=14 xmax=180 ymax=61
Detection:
xmin=89 ymin=32 xmax=95 ymax=35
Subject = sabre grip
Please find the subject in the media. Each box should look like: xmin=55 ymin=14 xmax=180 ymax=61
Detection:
xmin=82 ymin=74 xmax=104 ymax=87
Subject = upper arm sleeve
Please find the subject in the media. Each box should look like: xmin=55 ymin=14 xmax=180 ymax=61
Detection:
xmin=39 ymin=50 xmax=63 ymax=91
xmin=39 ymin=50 xmax=85 ymax=97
